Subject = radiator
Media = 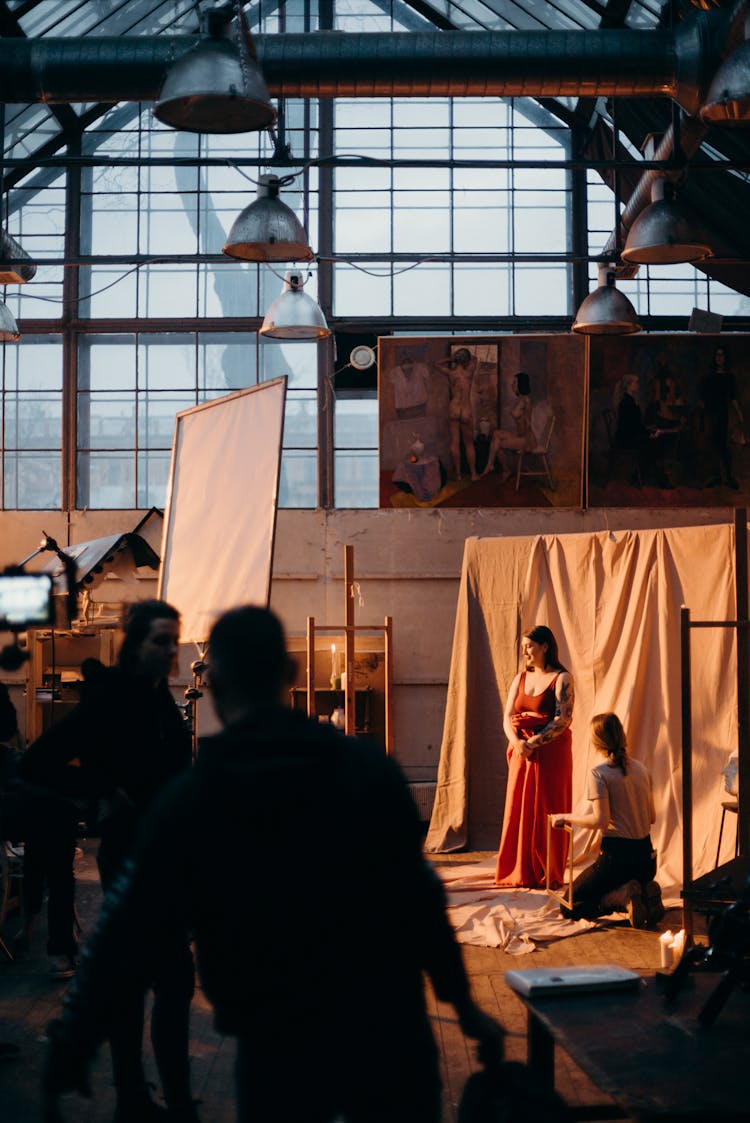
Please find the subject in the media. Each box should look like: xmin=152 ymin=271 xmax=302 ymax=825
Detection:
xmin=408 ymin=781 xmax=437 ymax=822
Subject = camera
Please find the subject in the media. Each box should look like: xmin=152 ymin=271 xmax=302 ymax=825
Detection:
xmin=0 ymin=571 xmax=55 ymax=631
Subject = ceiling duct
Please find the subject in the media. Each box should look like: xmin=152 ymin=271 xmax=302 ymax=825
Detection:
xmin=0 ymin=15 xmax=721 ymax=115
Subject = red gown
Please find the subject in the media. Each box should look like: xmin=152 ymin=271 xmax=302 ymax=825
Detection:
xmin=494 ymin=671 xmax=572 ymax=888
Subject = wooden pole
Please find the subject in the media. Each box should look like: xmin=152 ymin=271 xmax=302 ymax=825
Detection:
xmin=384 ymin=615 xmax=393 ymax=755
xmin=680 ymin=604 xmax=693 ymax=942
xmin=735 ymin=508 xmax=749 ymax=856
xmin=344 ymin=545 xmax=355 ymax=735
xmin=306 ymin=615 xmax=316 ymax=719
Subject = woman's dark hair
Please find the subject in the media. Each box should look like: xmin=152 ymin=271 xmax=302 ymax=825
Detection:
xmin=118 ymin=599 xmax=180 ymax=674
xmin=515 ymin=371 xmax=531 ymax=395
xmin=453 ymin=347 xmax=472 ymax=365
xmin=711 ymin=345 xmax=729 ymax=371
xmin=591 ymin=711 xmax=628 ymax=774
xmin=522 ymin=624 xmax=565 ymax=671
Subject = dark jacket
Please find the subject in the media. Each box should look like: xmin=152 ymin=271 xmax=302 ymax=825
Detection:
xmin=62 ymin=704 xmax=470 ymax=1045
xmin=19 ymin=662 xmax=191 ymax=876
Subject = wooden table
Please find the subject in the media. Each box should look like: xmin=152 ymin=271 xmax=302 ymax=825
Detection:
xmin=519 ymin=971 xmax=750 ymax=1120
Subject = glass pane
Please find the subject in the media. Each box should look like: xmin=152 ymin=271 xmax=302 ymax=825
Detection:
xmin=79 ymin=338 xmax=137 ymax=391
xmin=137 ymin=451 xmax=171 ymax=509
xmin=77 ymin=393 xmax=135 ymax=450
xmin=260 ymin=343 xmax=318 ymax=391
xmin=334 ymin=450 xmax=379 ymax=507
xmin=137 ymin=266 xmax=198 ymax=318
xmin=394 ymin=264 xmax=451 ymax=315
xmin=4 ymin=452 xmax=61 ymax=509
xmin=137 ymin=393 xmax=195 ymax=447
xmin=4 ymin=395 xmax=62 ymax=449
xmin=514 ymin=266 xmax=569 ymax=315
xmin=334 ymin=394 xmax=379 ymax=448
xmin=278 ymin=450 xmax=317 ymax=508
xmin=4 ymin=338 xmax=62 ymax=391
xmin=333 ymin=264 xmax=391 ymax=317
xmin=81 ymin=267 xmax=138 ymax=318
xmin=284 ymin=392 xmax=318 ymax=448
xmin=138 ymin=339 xmax=196 ymax=390
xmin=454 ymin=264 xmax=511 ymax=315
xmin=198 ymin=334 xmax=258 ymax=391
xmin=77 ymin=451 xmax=134 ymax=509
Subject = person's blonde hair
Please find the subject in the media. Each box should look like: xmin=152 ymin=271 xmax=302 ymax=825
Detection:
xmin=591 ymin=711 xmax=628 ymax=774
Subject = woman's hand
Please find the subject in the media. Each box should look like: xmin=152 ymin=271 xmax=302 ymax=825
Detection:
xmin=552 ymin=815 xmax=568 ymax=829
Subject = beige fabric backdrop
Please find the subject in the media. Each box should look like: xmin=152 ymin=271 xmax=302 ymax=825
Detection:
xmin=425 ymin=524 xmax=738 ymax=891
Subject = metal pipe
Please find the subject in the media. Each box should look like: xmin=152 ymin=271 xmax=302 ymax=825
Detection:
xmin=0 ymin=21 xmax=714 ymax=114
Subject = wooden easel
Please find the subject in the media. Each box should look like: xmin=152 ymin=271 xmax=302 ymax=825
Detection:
xmin=305 ymin=545 xmax=393 ymax=753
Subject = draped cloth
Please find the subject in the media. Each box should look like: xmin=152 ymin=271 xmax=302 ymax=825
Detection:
xmin=425 ymin=525 xmax=738 ymax=896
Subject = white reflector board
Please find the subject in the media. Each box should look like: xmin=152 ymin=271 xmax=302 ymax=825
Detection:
xmin=158 ymin=378 xmax=286 ymax=644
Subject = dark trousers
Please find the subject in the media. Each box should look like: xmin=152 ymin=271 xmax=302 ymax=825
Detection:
xmin=10 ymin=785 xmax=79 ymax=958
xmin=570 ymin=836 xmax=656 ymax=920
xmin=98 ymin=841 xmax=195 ymax=1109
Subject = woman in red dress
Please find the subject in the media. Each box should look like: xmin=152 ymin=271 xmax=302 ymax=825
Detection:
xmin=495 ymin=624 xmax=574 ymax=888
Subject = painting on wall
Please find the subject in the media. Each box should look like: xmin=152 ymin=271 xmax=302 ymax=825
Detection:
xmin=378 ymin=334 xmax=586 ymax=508
xmin=588 ymin=334 xmax=750 ymax=508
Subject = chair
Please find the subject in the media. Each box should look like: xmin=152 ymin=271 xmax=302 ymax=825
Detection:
xmin=515 ymin=414 xmax=555 ymax=491
xmin=714 ymin=800 xmax=739 ymax=868
xmin=0 ymin=839 xmax=23 ymax=961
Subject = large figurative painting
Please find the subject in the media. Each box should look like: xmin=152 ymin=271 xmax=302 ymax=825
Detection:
xmin=378 ymin=335 xmax=586 ymax=508
xmin=588 ymin=334 xmax=750 ymax=508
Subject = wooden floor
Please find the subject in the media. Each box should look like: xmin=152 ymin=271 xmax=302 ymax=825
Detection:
xmin=0 ymin=844 xmax=688 ymax=1123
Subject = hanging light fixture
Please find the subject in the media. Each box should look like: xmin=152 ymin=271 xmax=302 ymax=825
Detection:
xmin=572 ymin=264 xmax=642 ymax=335
xmin=259 ymin=271 xmax=331 ymax=340
xmin=621 ymin=177 xmax=713 ymax=265
xmin=0 ymin=300 xmax=20 ymax=342
xmin=223 ymin=174 xmax=313 ymax=262
xmin=701 ymin=16 xmax=750 ymax=125
xmin=0 ymin=228 xmax=36 ymax=284
xmin=153 ymin=0 xmax=276 ymax=134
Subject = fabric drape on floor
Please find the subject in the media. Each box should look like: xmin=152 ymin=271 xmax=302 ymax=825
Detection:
xmin=425 ymin=524 xmax=738 ymax=893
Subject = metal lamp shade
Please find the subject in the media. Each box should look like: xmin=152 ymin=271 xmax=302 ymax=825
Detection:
xmin=223 ymin=175 xmax=313 ymax=262
xmin=153 ymin=36 xmax=276 ymax=134
xmin=701 ymin=41 xmax=750 ymax=125
xmin=0 ymin=228 xmax=36 ymax=284
xmin=259 ymin=272 xmax=331 ymax=340
xmin=621 ymin=179 xmax=713 ymax=265
xmin=572 ymin=266 xmax=641 ymax=335
xmin=0 ymin=300 xmax=20 ymax=342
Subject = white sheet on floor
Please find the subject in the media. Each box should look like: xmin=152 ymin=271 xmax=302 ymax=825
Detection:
xmin=438 ymin=857 xmax=595 ymax=955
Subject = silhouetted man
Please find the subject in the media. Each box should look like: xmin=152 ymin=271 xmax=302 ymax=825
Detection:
xmin=45 ymin=605 xmax=503 ymax=1123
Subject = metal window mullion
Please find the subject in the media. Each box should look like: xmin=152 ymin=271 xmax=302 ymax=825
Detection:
xmin=63 ymin=133 xmax=82 ymax=512
xmin=570 ymin=122 xmax=589 ymax=316
xmin=318 ymin=94 xmax=334 ymax=510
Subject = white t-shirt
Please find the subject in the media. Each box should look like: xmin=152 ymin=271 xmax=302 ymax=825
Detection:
xmin=586 ymin=756 xmax=653 ymax=840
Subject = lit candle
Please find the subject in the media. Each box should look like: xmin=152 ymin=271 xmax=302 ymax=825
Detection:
xmin=670 ymin=929 xmax=686 ymax=964
xmin=659 ymin=930 xmax=674 ymax=969
xmin=331 ymin=643 xmax=337 ymax=676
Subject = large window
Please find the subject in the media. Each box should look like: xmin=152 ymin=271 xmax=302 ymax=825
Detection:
xmin=1 ymin=0 xmax=749 ymax=511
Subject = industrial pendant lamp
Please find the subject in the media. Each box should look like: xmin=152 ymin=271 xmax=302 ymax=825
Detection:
xmin=259 ymin=271 xmax=331 ymax=341
xmin=223 ymin=175 xmax=314 ymax=262
xmin=572 ymin=264 xmax=642 ymax=335
xmin=0 ymin=300 xmax=20 ymax=342
xmin=621 ymin=177 xmax=713 ymax=265
xmin=701 ymin=16 xmax=750 ymax=125
xmin=153 ymin=0 xmax=276 ymax=134
xmin=0 ymin=228 xmax=36 ymax=284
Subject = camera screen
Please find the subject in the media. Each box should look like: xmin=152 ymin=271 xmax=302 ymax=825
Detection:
xmin=0 ymin=573 xmax=54 ymax=629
